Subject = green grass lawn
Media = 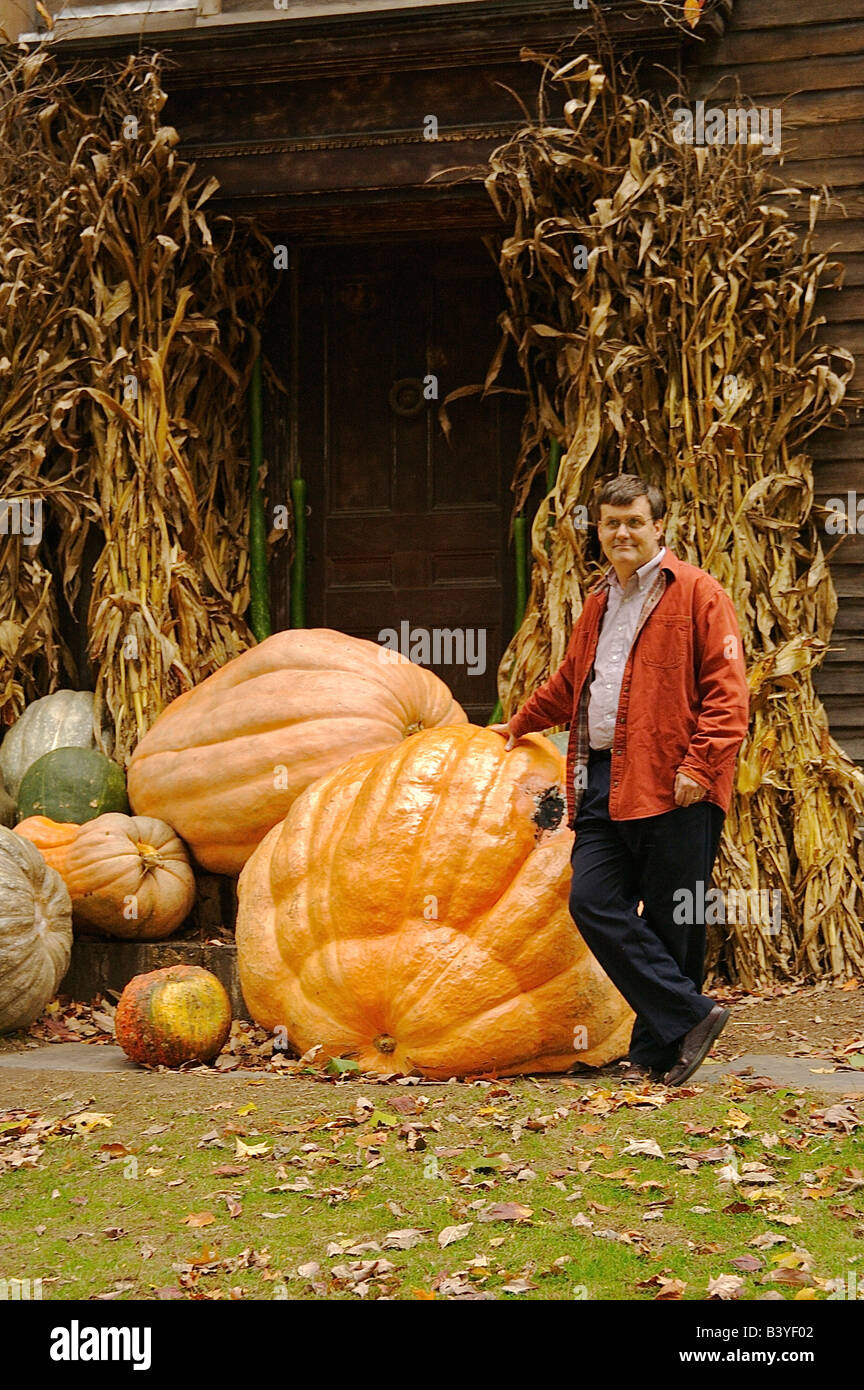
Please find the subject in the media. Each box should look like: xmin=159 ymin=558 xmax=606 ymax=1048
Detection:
xmin=1 ymin=1067 xmax=862 ymax=1300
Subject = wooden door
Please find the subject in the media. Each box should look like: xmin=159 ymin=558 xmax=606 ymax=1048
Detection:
xmin=279 ymin=238 xmax=521 ymax=723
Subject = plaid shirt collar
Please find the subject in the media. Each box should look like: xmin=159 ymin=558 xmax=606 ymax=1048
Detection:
xmin=591 ymin=539 xmax=680 ymax=594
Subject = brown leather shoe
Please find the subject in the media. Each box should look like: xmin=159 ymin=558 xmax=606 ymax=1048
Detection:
xmin=613 ymin=1060 xmax=666 ymax=1085
xmin=664 ymin=1004 xmax=730 ymax=1086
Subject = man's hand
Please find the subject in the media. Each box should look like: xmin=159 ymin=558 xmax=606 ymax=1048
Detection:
xmin=674 ymin=771 xmax=707 ymax=807
xmin=488 ymin=721 xmax=516 ymax=751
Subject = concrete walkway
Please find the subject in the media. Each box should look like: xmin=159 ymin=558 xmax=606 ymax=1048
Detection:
xmin=0 ymin=1042 xmax=137 ymax=1072
xmin=0 ymin=1043 xmax=863 ymax=1091
xmin=697 ymin=1053 xmax=864 ymax=1094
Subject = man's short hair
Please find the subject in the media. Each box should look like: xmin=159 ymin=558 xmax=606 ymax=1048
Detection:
xmin=591 ymin=474 xmax=666 ymax=523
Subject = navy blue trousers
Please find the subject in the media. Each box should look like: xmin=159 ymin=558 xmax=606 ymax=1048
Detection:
xmin=569 ymin=750 xmax=725 ymax=1072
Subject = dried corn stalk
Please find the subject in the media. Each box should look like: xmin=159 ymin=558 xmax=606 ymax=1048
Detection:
xmin=0 ymin=47 xmax=277 ymax=760
xmin=479 ymin=48 xmax=864 ymax=986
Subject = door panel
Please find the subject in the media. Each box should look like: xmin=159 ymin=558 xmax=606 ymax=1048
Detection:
xmin=291 ymin=238 xmax=521 ymax=723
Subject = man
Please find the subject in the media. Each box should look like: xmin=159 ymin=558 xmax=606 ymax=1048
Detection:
xmin=490 ymin=474 xmax=749 ymax=1085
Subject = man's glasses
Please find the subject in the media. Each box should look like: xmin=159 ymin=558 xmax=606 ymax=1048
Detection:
xmin=596 ymin=518 xmax=650 ymax=533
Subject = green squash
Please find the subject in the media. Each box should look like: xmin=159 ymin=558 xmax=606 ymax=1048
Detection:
xmin=17 ymin=746 xmax=129 ymax=825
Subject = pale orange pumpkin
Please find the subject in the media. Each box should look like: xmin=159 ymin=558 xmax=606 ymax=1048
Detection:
xmin=236 ymin=724 xmax=633 ymax=1078
xmin=61 ymin=813 xmax=196 ymax=938
xmin=14 ymin=816 xmax=79 ymax=878
xmin=128 ymin=628 xmax=467 ymax=874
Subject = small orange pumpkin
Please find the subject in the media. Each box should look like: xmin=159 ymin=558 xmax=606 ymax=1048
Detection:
xmin=236 ymin=724 xmax=633 ymax=1078
xmin=14 ymin=816 xmax=79 ymax=878
xmin=62 ymin=814 xmax=196 ymax=938
xmin=114 ymin=965 xmax=232 ymax=1067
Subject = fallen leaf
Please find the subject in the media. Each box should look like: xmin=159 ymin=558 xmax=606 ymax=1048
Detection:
xmin=368 ymin=1110 xmax=401 ymax=1129
xmin=621 ymin=1138 xmax=664 ymax=1159
xmin=235 ymin=1139 xmax=269 ymax=1159
xmin=438 ymin=1223 xmax=472 ymax=1248
xmin=381 ymin=1228 xmax=427 ymax=1250
xmin=749 ymin=1232 xmax=788 ymax=1250
xmin=326 ymin=1057 xmax=360 ymax=1076
xmin=772 ymin=1251 xmax=812 ymax=1269
xmin=478 ymin=1202 xmax=532 ymax=1223
xmin=637 ymin=1273 xmax=686 ymax=1299
xmin=182 ymin=1212 xmax=216 ymax=1228
xmin=822 ymin=1104 xmax=860 ymax=1131
xmin=707 ymin=1273 xmax=744 ymax=1299
xmin=68 ymin=1112 xmax=113 ymax=1134
xmin=730 ymin=1254 xmax=764 ymax=1272
xmin=762 ymin=1268 xmax=815 ymax=1287
xmin=726 ymin=1107 xmax=752 ymax=1129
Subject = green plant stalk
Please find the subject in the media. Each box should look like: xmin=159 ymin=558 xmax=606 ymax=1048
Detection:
xmin=290 ymin=477 xmax=307 ymax=629
xmin=488 ymin=504 xmax=534 ymax=726
xmin=546 ymin=437 xmax=562 ymax=494
xmin=248 ymin=355 xmax=271 ymax=641
xmin=545 ymin=437 xmax=562 ymax=555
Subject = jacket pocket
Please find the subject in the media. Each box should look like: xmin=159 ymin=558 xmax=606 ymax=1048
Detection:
xmin=638 ymin=615 xmax=691 ymax=668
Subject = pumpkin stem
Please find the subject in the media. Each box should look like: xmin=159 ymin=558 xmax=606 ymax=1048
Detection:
xmin=373 ymin=1033 xmax=396 ymax=1054
xmin=404 ymin=721 xmax=424 ymax=737
xmin=136 ymin=842 xmax=163 ymax=870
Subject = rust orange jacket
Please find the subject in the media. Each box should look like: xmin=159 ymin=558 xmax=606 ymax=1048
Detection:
xmin=508 ymin=549 xmax=750 ymax=827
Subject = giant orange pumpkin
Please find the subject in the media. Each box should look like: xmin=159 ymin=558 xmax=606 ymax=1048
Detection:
xmin=236 ymin=724 xmax=633 ymax=1078
xmin=128 ymin=628 xmax=467 ymax=875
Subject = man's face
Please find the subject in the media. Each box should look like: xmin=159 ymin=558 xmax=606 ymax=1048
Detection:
xmin=596 ymin=495 xmax=663 ymax=575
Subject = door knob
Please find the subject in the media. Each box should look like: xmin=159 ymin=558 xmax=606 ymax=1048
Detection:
xmin=389 ymin=377 xmax=426 ymax=418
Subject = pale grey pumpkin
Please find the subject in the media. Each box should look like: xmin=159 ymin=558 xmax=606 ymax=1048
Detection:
xmin=0 ymin=691 xmax=108 ymax=802
xmin=0 ymin=827 xmax=73 ymax=1034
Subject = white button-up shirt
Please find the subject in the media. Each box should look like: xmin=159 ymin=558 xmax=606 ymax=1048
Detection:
xmin=587 ymin=546 xmax=667 ymax=750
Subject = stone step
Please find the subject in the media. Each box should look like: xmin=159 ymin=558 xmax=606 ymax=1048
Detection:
xmin=56 ymin=870 xmax=249 ymax=1017
xmin=59 ymin=936 xmax=251 ymax=1020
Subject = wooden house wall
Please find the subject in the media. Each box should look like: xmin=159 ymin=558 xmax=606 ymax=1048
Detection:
xmin=685 ymin=0 xmax=864 ymax=762
xmin=23 ymin=0 xmax=862 ymax=756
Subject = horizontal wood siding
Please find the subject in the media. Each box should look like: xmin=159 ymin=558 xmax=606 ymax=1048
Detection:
xmin=687 ymin=1 xmax=864 ymax=761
